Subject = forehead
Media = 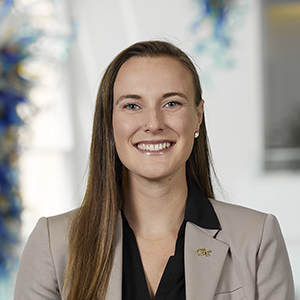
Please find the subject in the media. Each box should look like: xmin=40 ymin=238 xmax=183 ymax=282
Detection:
xmin=113 ymin=56 xmax=194 ymax=97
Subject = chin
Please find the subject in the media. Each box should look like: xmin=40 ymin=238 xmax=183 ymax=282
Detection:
xmin=138 ymin=167 xmax=184 ymax=182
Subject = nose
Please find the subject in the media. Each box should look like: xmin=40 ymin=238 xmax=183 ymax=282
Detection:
xmin=143 ymin=108 xmax=164 ymax=134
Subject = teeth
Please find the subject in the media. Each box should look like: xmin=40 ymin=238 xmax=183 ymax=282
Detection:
xmin=137 ymin=142 xmax=172 ymax=151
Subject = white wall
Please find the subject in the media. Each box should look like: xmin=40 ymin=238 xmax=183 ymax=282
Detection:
xmin=62 ymin=0 xmax=300 ymax=295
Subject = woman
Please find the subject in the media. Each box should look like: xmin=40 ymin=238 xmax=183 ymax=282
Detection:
xmin=14 ymin=41 xmax=294 ymax=300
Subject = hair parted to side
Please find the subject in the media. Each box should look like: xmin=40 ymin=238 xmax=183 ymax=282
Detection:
xmin=64 ymin=40 xmax=216 ymax=300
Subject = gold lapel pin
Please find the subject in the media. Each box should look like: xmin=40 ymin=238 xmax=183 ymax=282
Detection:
xmin=195 ymin=248 xmax=212 ymax=257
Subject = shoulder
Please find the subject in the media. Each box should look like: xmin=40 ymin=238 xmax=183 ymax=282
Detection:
xmin=25 ymin=209 xmax=76 ymax=251
xmin=209 ymin=199 xmax=285 ymax=255
xmin=32 ymin=209 xmax=76 ymax=231
xmin=210 ymin=198 xmax=268 ymax=228
xmin=31 ymin=209 xmax=76 ymax=252
xmin=37 ymin=208 xmax=77 ymax=258
xmin=15 ymin=210 xmax=77 ymax=298
xmin=46 ymin=209 xmax=77 ymax=237
xmin=210 ymin=199 xmax=270 ymax=247
xmin=208 ymin=200 xmax=294 ymax=299
xmin=47 ymin=210 xmax=77 ymax=285
xmin=30 ymin=211 xmax=76 ymax=282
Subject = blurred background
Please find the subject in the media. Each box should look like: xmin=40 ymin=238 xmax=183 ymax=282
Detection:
xmin=0 ymin=0 xmax=299 ymax=298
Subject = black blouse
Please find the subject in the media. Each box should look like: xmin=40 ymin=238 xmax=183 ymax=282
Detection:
xmin=122 ymin=185 xmax=220 ymax=300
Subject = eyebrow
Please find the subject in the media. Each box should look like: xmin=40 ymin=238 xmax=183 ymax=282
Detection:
xmin=115 ymin=92 xmax=188 ymax=105
xmin=162 ymin=92 xmax=188 ymax=100
xmin=115 ymin=94 xmax=141 ymax=105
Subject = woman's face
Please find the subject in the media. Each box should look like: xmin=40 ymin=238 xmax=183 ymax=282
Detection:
xmin=112 ymin=56 xmax=203 ymax=182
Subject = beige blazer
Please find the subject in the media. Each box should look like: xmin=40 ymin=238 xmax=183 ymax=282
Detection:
xmin=14 ymin=199 xmax=295 ymax=300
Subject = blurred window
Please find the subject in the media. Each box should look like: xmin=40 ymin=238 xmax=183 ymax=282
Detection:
xmin=263 ymin=0 xmax=300 ymax=171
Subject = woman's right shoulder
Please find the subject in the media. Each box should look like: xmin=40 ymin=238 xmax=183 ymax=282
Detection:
xmin=31 ymin=210 xmax=78 ymax=277
xmin=15 ymin=209 xmax=78 ymax=299
xmin=46 ymin=209 xmax=78 ymax=232
xmin=31 ymin=209 xmax=77 ymax=242
xmin=27 ymin=209 xmax=77 ymax=241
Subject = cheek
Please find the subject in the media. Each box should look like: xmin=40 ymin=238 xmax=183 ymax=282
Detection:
xmin=174 ymin=110 xmax=198 ymax=135
xmin=113 ymin=113 xmax=138 ymax=148
xmin=112 ymin=113 xmax=123 ymax=149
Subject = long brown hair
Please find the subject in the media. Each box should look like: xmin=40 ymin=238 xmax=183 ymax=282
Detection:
xmin=64 ymin=40 xmax=215 ymax=299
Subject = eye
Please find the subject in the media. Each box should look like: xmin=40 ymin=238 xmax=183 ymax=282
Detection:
xmin=123 ymin=103 xmax=140 ymax=110
xmin=164 ymin=101 xmax=182 ymax=108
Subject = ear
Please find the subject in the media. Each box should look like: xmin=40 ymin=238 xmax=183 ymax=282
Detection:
xmin=195 ymin=99 xmax=204 ymax=131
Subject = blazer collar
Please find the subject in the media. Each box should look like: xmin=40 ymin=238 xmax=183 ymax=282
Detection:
xmin=184 ymin=222 xmax=229 ymax=300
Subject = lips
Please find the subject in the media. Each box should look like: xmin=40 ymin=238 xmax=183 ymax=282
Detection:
xmin=135 ymin=141 xmax=173 ymax=151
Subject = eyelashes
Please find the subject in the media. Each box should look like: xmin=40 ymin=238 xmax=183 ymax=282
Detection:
xmin=122 ymin=100 xmax=183 ymax=110
xmin=164 ymin=101 xmax=182 ymax=108
xmin=123 ymin=103 xmax=140 ymax=110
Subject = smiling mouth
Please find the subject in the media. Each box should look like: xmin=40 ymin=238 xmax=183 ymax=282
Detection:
xmin=136 ymin=142 xmax=173 ymax=151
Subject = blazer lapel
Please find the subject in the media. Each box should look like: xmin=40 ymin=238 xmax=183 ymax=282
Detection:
xmin=185 ymin=222 xmax=229 ymax=300
xmin=106 ymin=213 xmax=123 ymax=300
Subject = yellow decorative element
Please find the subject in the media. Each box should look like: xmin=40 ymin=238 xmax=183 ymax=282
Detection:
xmin=195 ymin=248 xmax=212 ymax=257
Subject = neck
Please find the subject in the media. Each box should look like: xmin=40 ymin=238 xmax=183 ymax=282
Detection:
xmin=122 ymin=170 xmax=188 ymax=239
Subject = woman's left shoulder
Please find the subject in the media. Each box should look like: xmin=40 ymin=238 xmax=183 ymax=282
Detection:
xmin=209 ymin=200 xmax=294 ymax=299
xmin=209 ymin=198 xmax=281 ymax=244
xmin=210 ymin=198 xmax=268 ymax=225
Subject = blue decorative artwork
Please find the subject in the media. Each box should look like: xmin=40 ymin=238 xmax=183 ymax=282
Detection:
xmin=0 ymin=1 xmax=75 ymax=295
xmin=192 ymin=0 xmax=247 ymax=69
xmin=0 ymin=0 xmax=26 ymax=282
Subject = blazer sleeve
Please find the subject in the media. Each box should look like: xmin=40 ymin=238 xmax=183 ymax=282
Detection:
xmin=256 ymin=214 xmax=295 ymax=300
xmin=14 ymin=217 xmax=61 ymax=300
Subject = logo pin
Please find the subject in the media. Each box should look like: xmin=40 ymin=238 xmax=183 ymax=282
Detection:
xmin=195 ymin=248 xmax=212 ymax=257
